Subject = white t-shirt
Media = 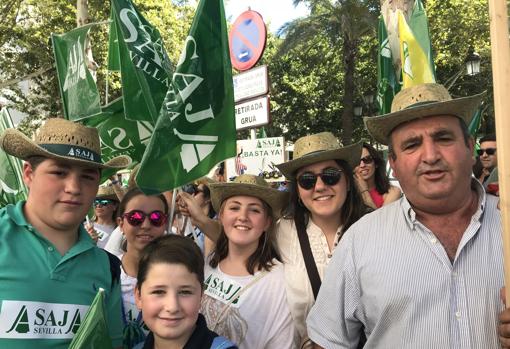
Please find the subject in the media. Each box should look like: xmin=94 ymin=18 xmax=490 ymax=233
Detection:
xmin=201 ymin=261 xmax=296 ymax=349
xmin=94 ymin=223 xmax=116 ymax=249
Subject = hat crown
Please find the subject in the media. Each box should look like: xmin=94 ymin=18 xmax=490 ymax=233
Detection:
xmin=34 ymin=118 xmax=100 ymax=154
xmin=233 ymin=174 xmax=270 ymax=188
xmin=293 ymin=132 xmax=341 ymax=160
xmin=96 ymin=185 xmax=116 ymax=198
xmin=391 ymin=83 xmax=452 ymax=113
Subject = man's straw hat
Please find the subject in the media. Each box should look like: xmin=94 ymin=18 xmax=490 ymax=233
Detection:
xmin=0 ymin=118 xmax=131 ymax=169
xmin=276 ymin=132 xmax=362 ymax=179
xmin=364 ymin=83 xmax=485 ymax=145
xmin=210 ymin=174 xmax=288 ymax=218
xmin=96 ymin=185 xmax=119 ymax=201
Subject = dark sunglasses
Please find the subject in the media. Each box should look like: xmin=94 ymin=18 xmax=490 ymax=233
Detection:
xmin=122 ymin=210 xmax=167 ymax=227
xmin=297 ymin=168 xmax=343 ymax=190
xmin=181 ymin=184 xmax=204 ymax=195
xmin=360 ymin=155 xmax=374 ymax=165
xmin=94 ymin=199 xmax=115 ymax=207
xmin=477 ymin=148 xmax=496 ymax=156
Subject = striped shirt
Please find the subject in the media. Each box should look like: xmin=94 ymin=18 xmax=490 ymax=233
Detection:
xmin=307 ymin=181 xmax=504 ymax=348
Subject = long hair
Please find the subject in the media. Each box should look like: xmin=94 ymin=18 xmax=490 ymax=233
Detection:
xmin=286 ymin=159 xmax=369 ymax=236
xmin=209 ymin=199 xmax=281 ymax=275
xmin=363 ymin=143 xmax=390 ymax=194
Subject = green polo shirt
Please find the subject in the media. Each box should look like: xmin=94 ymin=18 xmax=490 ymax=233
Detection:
xmin=0 ymin=201 xmax=123 ymax=348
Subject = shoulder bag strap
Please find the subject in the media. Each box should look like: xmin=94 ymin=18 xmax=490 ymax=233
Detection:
xmin=296 ymin=222 xmax=321 ymax=300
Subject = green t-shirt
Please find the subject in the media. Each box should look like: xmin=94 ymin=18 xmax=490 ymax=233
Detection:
xmin=0 ymin=201 xmax=123 ymax=348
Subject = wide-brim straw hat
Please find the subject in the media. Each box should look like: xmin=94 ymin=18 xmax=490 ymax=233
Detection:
xmin=364 ymin=83 xmax=485 ymax=145
xmin=96 ymin=185 xmax=119 ymax=201
xmin=210 ymin=174 xmax=288 ymax=218
xmin=276 ymin=132 xmax=362 ymax=179
xmin=0 ymin=118 xmax=131 ymax=169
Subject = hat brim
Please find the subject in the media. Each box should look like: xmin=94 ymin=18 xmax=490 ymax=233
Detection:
xmin=364 ymin=92 xmax=485 ymax=145
xmin=1 ymin=128 xmax=131 ymax=169
xmin=276 ymin=142 xmax=362 ymax=179
xmin=210 ymin=182 xmax=288 ymax=218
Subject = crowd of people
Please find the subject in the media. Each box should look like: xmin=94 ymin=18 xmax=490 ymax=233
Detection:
xmin=0 ymin=82 xmax=508 ymax=349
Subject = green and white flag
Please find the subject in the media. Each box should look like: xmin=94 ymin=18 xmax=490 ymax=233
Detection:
xmin=52 ymin=24 xmax=101 ymax=121
xmin=0 ymin=109 xmax=27 ymax=206
xmin=377 ymin=15 xmax=400 ymax=115
xmin=111 ymin=0 xmax=173 ymax=122
xmin=107 ymin=10 xmax=121 ymax=71
xmin=136 ymin=0 xmax=236 ymax=194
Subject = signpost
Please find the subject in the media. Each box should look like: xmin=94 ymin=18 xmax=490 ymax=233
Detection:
xmin=233 ymin=65 xmax=269 ymax=102
xmin=235 ymin=96 xmax=270 ymax=130
xmin=229 ymin=10 xmax=267 ymax=71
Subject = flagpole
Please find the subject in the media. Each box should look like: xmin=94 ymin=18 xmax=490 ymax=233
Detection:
xmin=488 ymin=0 xmax=510 ymax=304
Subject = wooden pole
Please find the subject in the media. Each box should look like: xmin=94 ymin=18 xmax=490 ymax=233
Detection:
xmin=488 ymin=0 xmax=510 ymax=304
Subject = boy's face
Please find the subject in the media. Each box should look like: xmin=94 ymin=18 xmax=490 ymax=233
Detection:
xmin=23 ymin=158 xmax=100 ymax=233
xmin=135 ymin=263 xmax=202 ymax=347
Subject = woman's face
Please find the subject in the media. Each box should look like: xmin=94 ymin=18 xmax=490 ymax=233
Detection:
xmin=119 ymin=194 xmax=167 ymax=253
xmin=357 ymin=147 xmax=376 ymax=181
xmin=219 ymin=195 xmax=271 ymax=253
xmin=193 ymin=184 xmax=210 ymax=209
xmin=296 ymin=160 xmax=348 ymax=221
xmin=94 ymin=199 xmax=117 ymax=222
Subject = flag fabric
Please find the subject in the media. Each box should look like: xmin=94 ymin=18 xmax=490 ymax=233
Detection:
xmin=377 ymin=15 xmax=401 ymax=115
xmin=51 ymin=24 xmax=101 ymax=121
xmin=68 ymin=288 xmax=113 ymax=349
xmin=111 ymin=0 xmax=173 ymax=123
xmin=136 ymin=0 xmax=236 ymax=194
xmin=107 ymin=10 xmax=121 ymax=71
xmin=0 ymin=109 xmax=27 ymax=206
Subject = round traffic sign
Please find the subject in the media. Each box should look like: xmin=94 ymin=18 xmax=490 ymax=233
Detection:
xmin=229 ymin=10 xmax=267 ymax=71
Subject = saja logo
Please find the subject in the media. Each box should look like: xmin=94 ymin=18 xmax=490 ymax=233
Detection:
xmin=63 ymin=37 xmax=86 ymax=92
xmin=0 ymin=300 xmax=89 ymax=339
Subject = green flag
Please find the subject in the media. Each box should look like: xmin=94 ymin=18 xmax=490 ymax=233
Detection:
xmin=408 ymin=0 xmax=436 ymax=77
xmin=377 ymin=15 xmax=400 ymax=115
xmin=111 ymin=0 xmax=173 ymax=123
xmin=136 ymin=0 xmax=236 ymax=194
xmin=68 ymin=288 xmax=113 ymax=349
xmin=51 ymin=24 xmax=101 ymax=121
xmin=107 ymin=10 xmax=120 ymax=71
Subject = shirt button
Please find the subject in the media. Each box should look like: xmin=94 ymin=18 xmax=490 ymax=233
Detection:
xmin=48 ymin=246 xmax=54 ymax=252
xmin=327 ymin=254 xmax=332 ymax=258
xmin=430 ymin=238 xmax=438 ymax=244
xmin=452 ymin=271 xmax=457 ymax=277
xmin=455 ymin=311 xmax=461 ymax=318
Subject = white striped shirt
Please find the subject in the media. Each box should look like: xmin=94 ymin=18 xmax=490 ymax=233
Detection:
xmin=307 ymin=182 xmax=504 ymax=348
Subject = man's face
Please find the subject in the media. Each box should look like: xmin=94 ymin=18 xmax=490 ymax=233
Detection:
xmin=478 ymin=140 xmax=498 ymax=170
xmin=389 ymin=115 xmax=474 ymax=212
xmin=23 ymin=158 xmax=100 ymax=232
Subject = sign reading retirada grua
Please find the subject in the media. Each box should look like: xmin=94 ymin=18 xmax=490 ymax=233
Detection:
xmin=235 ymin=96 xmax=270 ymax=130
xmin=233 ymin=65 xmax=269 ymax=102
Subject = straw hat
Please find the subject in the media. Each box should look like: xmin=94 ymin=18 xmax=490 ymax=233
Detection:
xmin=276 ymin=132 xmax=362 ymax=179
xmin=364 ymin=83 xmax=485 ymax=145
xmin=0 ymin=118 xmax=131 ymax=169
xmin=209 ymin=174 xmax=288 ymax=218
xmin=96 ymin=185 xmax=119 ymax=201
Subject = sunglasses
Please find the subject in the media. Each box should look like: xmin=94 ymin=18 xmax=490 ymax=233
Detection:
xmin=122 ymin=210 xmax=167 ymax=227
xmin=181 ymin=184 xmax=204 ymax=195
xmin=477 ymin=148 xmax=496 ymax=156
xmin=94 ymin=199 xmax=115 ymax=207
xmin=297 ymin=168 xmax=343 ymax=190
xmin=360 ymin=155 xmax=374 ymax=165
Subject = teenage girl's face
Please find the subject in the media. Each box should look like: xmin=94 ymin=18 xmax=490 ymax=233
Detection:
xmin=296 ymin=160 xmax=348 ymax=222
xmin=219 ymin=195 xmax=271 ymax=253
xmin=135 ymin=263 xmax=202 ymax=347
xmin=357 ymin=147 xmax=376 ymax=181
xmin=94 ymin=199 xmax=117 ymax=221
xmin=118 ymin=195 xmax=166 ymax=253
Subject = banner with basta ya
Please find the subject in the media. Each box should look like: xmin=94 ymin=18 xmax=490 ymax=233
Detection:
xmin=136 ymin=0 xmax=236 ymax=194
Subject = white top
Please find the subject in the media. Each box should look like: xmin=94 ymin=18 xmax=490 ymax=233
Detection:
xmin=104 ymin=226 xmax=125 ymax=257
xmin=202 ymin=261 xmax=296 ymax=349
xmin=307 ymin=182 xmax=504 ymax=348
xmin=94 ymin=222 xmax=116 ymax=249
xmin=276 ymin=218 xmax=342 ymax=344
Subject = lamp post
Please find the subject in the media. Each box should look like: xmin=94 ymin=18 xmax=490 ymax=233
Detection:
xmin=354 ymin=100 xmax=363 ymax=118
xmin=465 ymin=47 xmax=481 ymax=76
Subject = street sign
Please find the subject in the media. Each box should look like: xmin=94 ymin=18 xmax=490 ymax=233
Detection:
xmin=225 ymin=137 xmax=285 ymax=182
xmin=235 ymin=96 xmax=270 ymax=130
xmin=233 ymin=65 xmax=269 ymax=102
xmin=229 ymin=10 xmax=267 ymax=71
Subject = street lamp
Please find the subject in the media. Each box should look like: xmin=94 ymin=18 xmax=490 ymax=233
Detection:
xmin=362 ymin=92 xmax=375 ymax=107
xmin=465 ymin=47 xmax=481 ymax=76
xmin=353 ymin=101 xmax=363 ymax=117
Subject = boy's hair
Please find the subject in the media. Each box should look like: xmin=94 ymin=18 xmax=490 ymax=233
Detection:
xmin=136 ymin=235 xmax=205 ymax=291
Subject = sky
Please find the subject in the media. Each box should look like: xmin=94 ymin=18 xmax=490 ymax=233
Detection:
xmin=225 ymin=0 xmax=310 ymax=34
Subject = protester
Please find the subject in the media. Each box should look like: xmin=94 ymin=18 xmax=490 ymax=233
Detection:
xmin=135 ymin=234 xmax=237 ymax=349
xmin=116 ymin=187 xmax=169 ymax=349
xmin=200 ymin=175 xmax=296 ymax=348
xmin=86 ymin=185 xmax=119 ymax=248
xmin=477 ymin=133 xmax=498 ymax=186
xmin=354 ymin=142 xmax=401 ymax=208
xmin=306 ymin=83 xmax=509 ymax=347
xmin=0 ymin=118 xmax=130 ymax=349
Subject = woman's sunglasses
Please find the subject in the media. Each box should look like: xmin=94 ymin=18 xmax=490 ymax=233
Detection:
xmin=94 ymin=199 xmax=115 ymax=207
xmin=477 ymin=148 xmax=496 ymax=156
xmin=360 ymin=155 xmax=374 ymax=165
xmin=122 ymin=210 xmax=167 ymax=227
xmin=297 ymin=168 xmax=343 ymax=190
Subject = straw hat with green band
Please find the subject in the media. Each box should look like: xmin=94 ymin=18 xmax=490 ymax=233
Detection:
xmin=276 ymin=132 xmax=362 ymax=179
xmin=0 ymin=118 xmax=131 ymax=169
xmin=364 ymin=83 xmax=485 ymax=145
xmin=209 ymin=174 xmax=289 ymax=218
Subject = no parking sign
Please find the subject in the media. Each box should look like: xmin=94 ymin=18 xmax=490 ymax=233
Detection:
xmin=229 ymin=10 xmax=267 ymax=71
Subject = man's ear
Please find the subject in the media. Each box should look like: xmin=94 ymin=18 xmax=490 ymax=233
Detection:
xmin=22 ymin=162 xmax=34 ymax=188
xmin=389 ymin=157 xmax=398 ymax=179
